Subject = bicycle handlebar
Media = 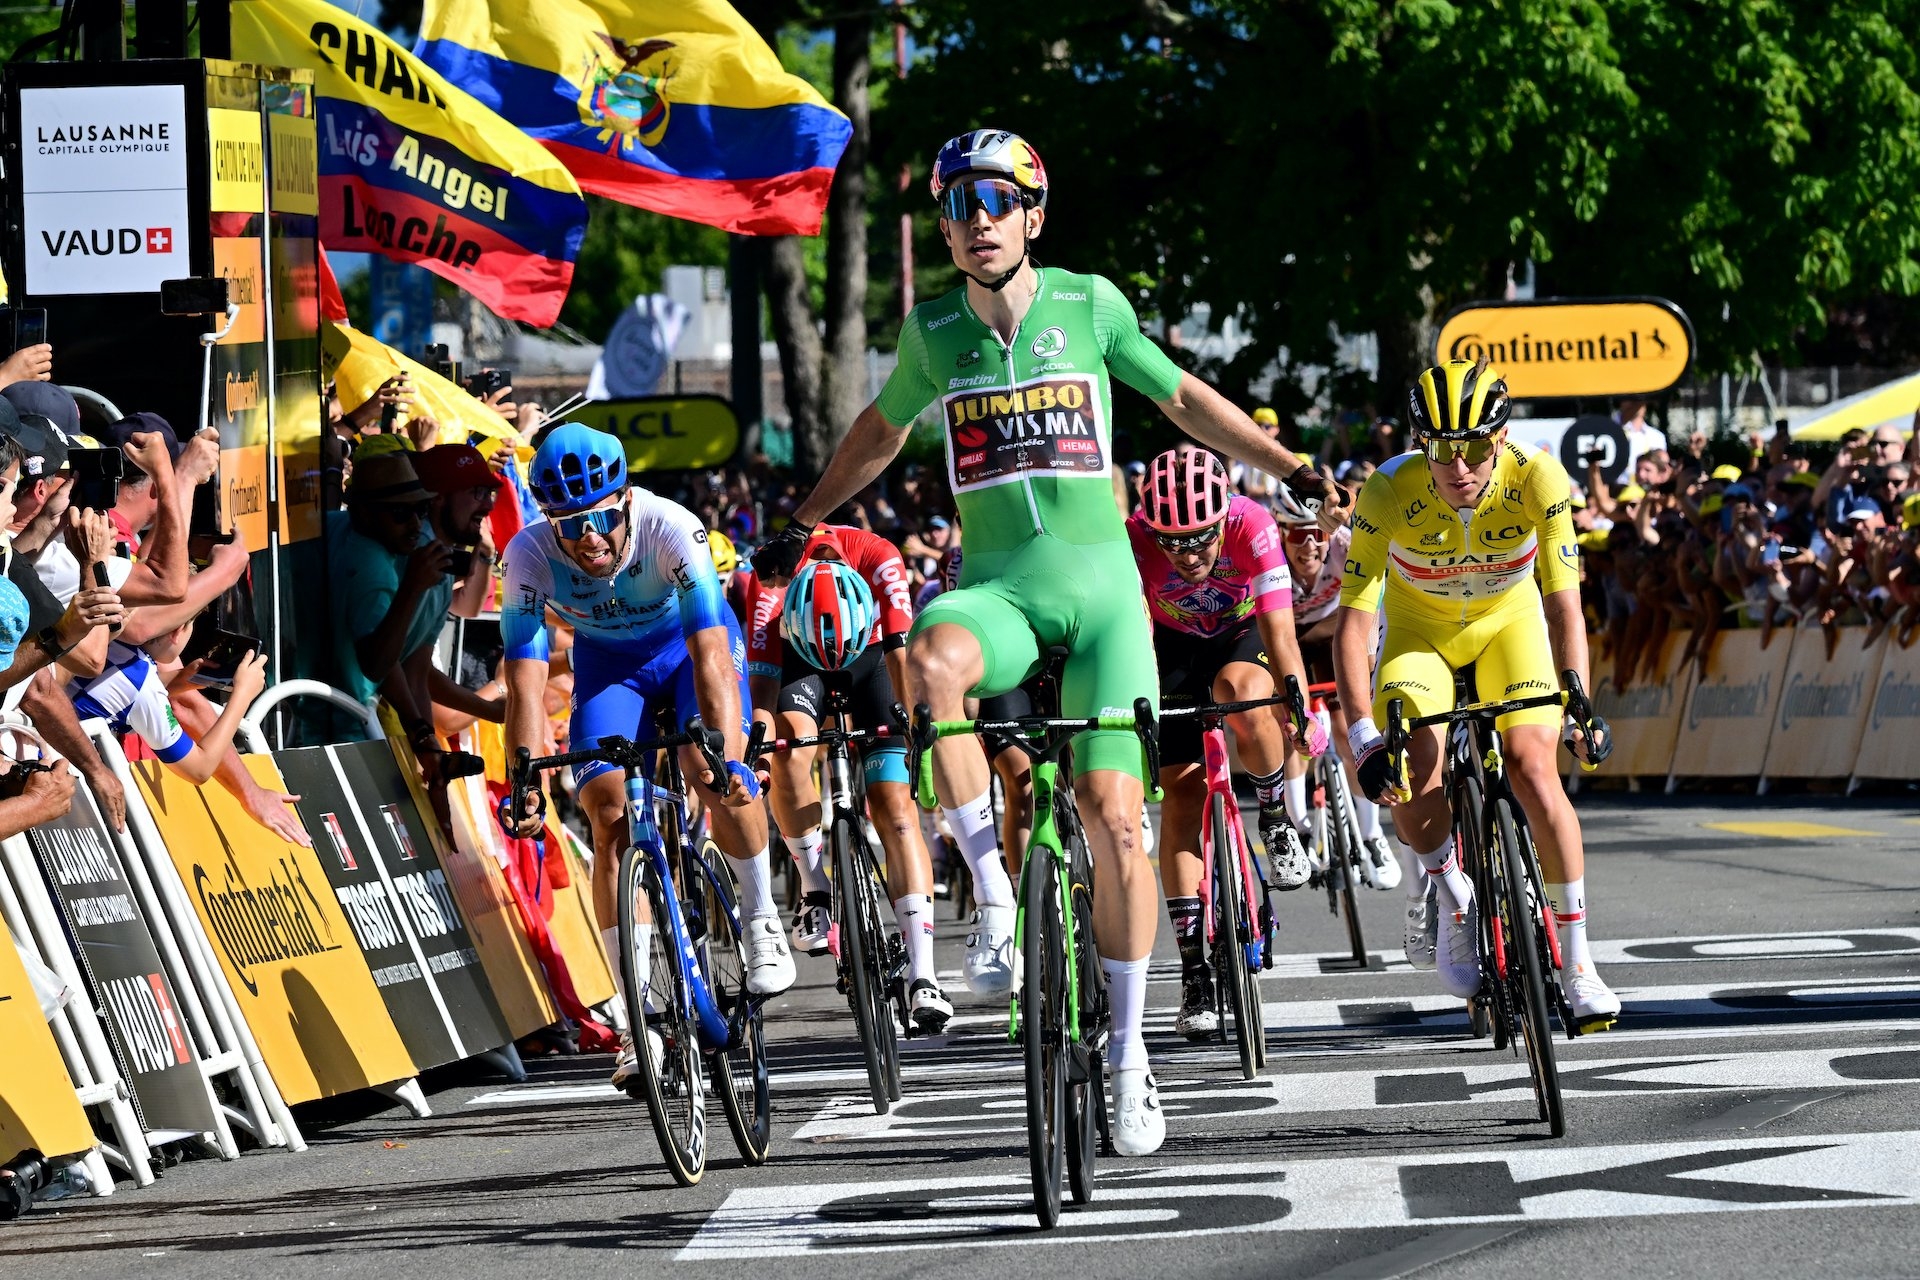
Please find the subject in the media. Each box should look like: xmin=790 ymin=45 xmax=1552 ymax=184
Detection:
xmin=508 ymin=719 xmax=732 ymax=832
xmin=910 ymin=697 xmax=1162 ymax=811
xmin=1155 ymin=692 xmax=1292 ymax=720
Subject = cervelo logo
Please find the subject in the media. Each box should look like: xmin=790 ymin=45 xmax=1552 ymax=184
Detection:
xmin=1869 ymin=670 xmax=1920 ymax=731
xmin=1777 ymin=670 xmax=1864 ymax=729
xmin=1687 ymin=674 xmax=1771 ymax=731
xmin=41 ymin=226 xmax=174 ymax=256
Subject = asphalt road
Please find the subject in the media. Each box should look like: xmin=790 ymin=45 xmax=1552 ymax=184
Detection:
xmin=6 ymin=793 xmax=1919 ymax=1278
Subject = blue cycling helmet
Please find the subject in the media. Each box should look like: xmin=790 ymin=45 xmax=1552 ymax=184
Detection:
xmin=782 ymin=558 xmax=877 ymax=672
xmin=530 ymin=423 xmax=627 ymax=514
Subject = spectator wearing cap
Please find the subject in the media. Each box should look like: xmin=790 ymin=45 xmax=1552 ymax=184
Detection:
xmin=97 ymin=412 xmax=221 ymax=558
xmin=416 ymin=443 xmax=503 ymax=620
xmin=326 ymin=451 xmax=453 ymax=766
xmin=1813 ymin=427 xmax=1886 ymax=530
xmin=0 ymin=397 xmax=71 ymax=653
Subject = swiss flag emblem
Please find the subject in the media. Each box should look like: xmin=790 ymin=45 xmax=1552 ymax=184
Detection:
xmin=145 ymin=227 xmax=172 ymax=254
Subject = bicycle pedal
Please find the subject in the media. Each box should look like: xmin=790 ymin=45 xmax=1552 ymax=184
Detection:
xmin=1575 ymin=1014 xmax=1619 ymax=1035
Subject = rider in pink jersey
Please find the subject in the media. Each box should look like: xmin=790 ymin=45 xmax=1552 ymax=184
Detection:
xmin=1127 ymin=445 xmax=1326 ymax=1039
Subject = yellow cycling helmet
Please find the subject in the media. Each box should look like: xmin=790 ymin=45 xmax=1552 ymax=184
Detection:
xmin=1251 ymin=406 xmax=1280 ymax=427
xmin=708 ymin=529 xmax=738 ymax=574
xmin=1408 ymin=359 xmax=1512 ymax=440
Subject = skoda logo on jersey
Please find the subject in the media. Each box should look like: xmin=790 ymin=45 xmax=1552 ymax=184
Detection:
xmin=1031 ymin=326 xmax=1067 ymax=360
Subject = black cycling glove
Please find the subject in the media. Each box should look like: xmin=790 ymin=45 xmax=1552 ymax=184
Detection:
xmin=749 ymin=519 xmax=814 ymax=582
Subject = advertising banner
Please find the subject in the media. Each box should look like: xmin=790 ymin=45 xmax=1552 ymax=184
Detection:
xmin=0 ymin=932 xmax=94 ymax=1162
xmin=1433 ymin=298 xmax=1694 ymax=400
xmin=28 ymin=784 xmax=217 ymax=1138
xmin=1850 ymin=634 xmax=1920 ymax=781
xmin=330 ymin=740 xmax=512 ymax=1055
xmin=1582 ymin=634 xmax=1689 ymax=780
xmin=560 ymin=395 xmax=740 ymax=472
xmin=273 ymin=745 xmax=464 ymax=1069
xmin=1668 ymin=629 xmax=1793 ymax=779
xmin=1762 ymin=627 xmax=1888 ymax=779
xmin=18 ymin=82 xmax=193 ymax=295
xmin=265 ymin=71 xmax=325 ymax=549
xmin=208 ymin=69 xmax=272 ymax=553
xmin=132 ymin=755 xmax=414 ymax=1104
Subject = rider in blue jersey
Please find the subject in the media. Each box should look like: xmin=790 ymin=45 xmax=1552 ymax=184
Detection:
xmin=502 ymin=425 xmax=793 ymax=1088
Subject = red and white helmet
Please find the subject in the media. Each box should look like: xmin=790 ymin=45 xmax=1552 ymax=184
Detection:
xmin=1140 ymin=448 xmax=1233 ymax=533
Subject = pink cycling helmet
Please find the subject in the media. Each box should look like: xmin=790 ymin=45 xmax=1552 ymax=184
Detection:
xmin=1140 ymin=448 xmax=1233 ymax=533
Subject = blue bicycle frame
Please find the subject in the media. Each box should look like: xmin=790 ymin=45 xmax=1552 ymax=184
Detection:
xmin=626 ymin=765 xmax=738 ymax=1052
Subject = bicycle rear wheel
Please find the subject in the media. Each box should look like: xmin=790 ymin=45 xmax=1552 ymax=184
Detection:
xmin=1494 ymin=799 xmax=1565 ymax=1137
xmin=1210 ymin=793 xmax=1260 ymax=1080
xmin=1023 ymin=847 xmax=1068 ymax=1228
xmin=831 ymin=816 xmax=896 ymax=1115
xmin=1057 ymin=792 xmax=1101 ymax=1204
xmin=700 ymin=842 xmax=770 ymax=1164
xmin=620 ymin=845 xmax=708 ymax=1186
xmin=1325 ymin=764 xmax=1368 ymax=966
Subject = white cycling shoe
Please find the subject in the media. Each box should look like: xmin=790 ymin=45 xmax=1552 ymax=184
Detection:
xmin=1110 ymin=1069 xmax=1166 ymax=1156
xmin=610 ymin=1028 xmax=665 ymax=1091
xmin=1436 ymin=891 xmax=1483 ymax=1000
xmin=964 ymin=904 xmax=1016 ymax=995
xmin=1404 ymin=885 xmax=1437 ymax=970
xmin=745 ymin=915 xmax=797 ymax=996
xmin=790 ymin=891 xmax=832 ymax=956
xmin=1261 ymin=810 xmax=1312 ymax=890
xmin=909 ymin=978 xmax=954 ymax=1033
xmin=1561 ymin=965 xmax=1622 ymax=1031
xmin=1364 ymin=836 xmax=1402 ymax=890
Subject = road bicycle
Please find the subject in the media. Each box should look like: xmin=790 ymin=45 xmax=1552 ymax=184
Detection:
xmin=911 ymin=649 xmax=1159 ymax=1228
xmin=1155 ymin=692 xmax=1286 ymax=1080
xmin=510 ymin=720 xmax=770 ymax=1184
xmin=751 ymin=676 xmax=911 ymax=1116
xmin=1382 ymin=670 xmax=1601 ymax=1138
xmin=1299 ymin=680 xmax=1371 ymax=968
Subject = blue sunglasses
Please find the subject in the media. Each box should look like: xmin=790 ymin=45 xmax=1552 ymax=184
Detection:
xmin=554 ymin=505 xmax=626 ymax=541
xmin=941 ymin=178 xmax=1026 ymax=222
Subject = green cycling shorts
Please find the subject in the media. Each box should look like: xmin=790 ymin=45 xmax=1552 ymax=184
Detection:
xmin=913 ymin=535 xmax=1158 ymax=780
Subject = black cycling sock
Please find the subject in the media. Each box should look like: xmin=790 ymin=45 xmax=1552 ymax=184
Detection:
xmin=1168 ymin=896 xmax=1203 ymax=972
xmin=1248 ymin=767 xmax=1285 ymax=808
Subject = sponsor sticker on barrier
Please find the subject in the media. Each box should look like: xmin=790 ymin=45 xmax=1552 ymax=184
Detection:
xmin=0 ymin=930 xmax=94 ymax=1161
xmin=1669 ymin=630 xmax=1792 ymax=778
xmin=1762 ymin=626 xmax=1887 ymax=779
xmin=28 ymin=785 xmax=217 ymax=1137
xmin=1851 ymin=633 xmax=1920 ymax=780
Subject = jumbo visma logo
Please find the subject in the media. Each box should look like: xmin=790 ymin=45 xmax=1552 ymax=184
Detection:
xmin=579 ymin=33 xmax=676 ymax=152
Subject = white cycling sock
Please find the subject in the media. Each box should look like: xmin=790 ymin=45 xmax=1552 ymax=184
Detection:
xmin=601 ymin=926 xmax=627 ymax=1007
xmin=1101 ymin=954 xmax=1151 ymax=1074
xmin=1283 ymin=773 xmax=1310 ymax=833
xmin=893 ymin=894 xmax=937 ymax=984
xmin=1356 ymin=794 xmax=1382 ymax=841
xmin=1416 ymin=836 xmax=1471 ymax=912
xmin=945 ymin=791 xmax=1014 ymax=908
xmin=726 ymin=845 xmax=777 ymax=919
xmin=1546 ymin=878 xmax=1592 ymax=972
xmin=1396 ymin=836 xmax=1427 ymax=900
xmin=783 ymin=828 xmax=829 ymax=896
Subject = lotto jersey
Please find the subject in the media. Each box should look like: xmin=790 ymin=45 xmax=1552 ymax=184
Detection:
xmin=1127 ymin=495 xmax=1293 ymax=638
xmin=874 ymin=269 xmax=1186 ymax=554
xmin=501 ymin=487 xmax=730 ymax=662
xmin=741 ymin=525 xmax=914 ymax=678
xmin=1339 ymin=441 xmax=1579 ymax=622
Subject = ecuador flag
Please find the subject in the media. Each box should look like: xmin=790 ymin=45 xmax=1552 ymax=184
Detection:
xmin=234 ymin=0 xmax=586 ymax=327
xmin=416 ymin=0 xmax=850 ymax=236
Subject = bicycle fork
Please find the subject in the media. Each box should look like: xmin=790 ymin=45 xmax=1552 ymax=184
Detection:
xmin=1009 ymin=767 xmax=1080 ymax=1047
xmin=627 ymin=772 xmax=731 ymax=1051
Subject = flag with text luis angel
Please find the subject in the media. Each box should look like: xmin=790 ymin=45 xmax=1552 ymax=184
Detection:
xmin=232 ymin=0 xmax=586 ymax=327
xmin=415 ymin=0 xmax=850 ymax=236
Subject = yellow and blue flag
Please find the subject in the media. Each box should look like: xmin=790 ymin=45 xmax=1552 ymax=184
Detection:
xmin=416 ymin=0 xmax=851 ymax=236
xmin=233 ymin=0 xmax=587 ymax=327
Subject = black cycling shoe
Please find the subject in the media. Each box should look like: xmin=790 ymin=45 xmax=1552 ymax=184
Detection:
xmin=1175 ymin=969 xmax=1220 ymax=1040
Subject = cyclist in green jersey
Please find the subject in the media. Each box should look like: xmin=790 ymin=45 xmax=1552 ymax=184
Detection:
xmin=752 ymin=129 xmax=1341 ymax=1156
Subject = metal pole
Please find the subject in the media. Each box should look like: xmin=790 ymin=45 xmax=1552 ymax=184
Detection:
xmin=728 ymin=234 xmax=763 ymax=433
xmin=895 ymin=2 xmax=913 ymax=318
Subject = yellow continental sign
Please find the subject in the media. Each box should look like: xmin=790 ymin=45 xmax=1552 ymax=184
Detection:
xmin=1434 ymin=298 xmax=1694 ymax=399
xmin=563 ymin=395 xmax=740 ymax=472
xmin=208 ymin=107 xmax=265 ymax=213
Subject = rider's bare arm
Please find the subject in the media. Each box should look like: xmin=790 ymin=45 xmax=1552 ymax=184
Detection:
xmin=793 ymin=403 xmax=910 ymax=528
xmin=1154 ymin=374 xmax=1307 ymax=492
xmin=1332 ymin=606 xmax=1378 ymax=728
xmin=687 ymin=623 xmax=750 ymax=801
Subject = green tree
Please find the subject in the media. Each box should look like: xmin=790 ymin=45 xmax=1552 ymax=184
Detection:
xmin=559 ymin=197 xmax=729 ymax=340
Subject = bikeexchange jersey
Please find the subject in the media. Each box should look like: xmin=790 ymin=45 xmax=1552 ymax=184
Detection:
xmin=742 ymin=525 xmax=915 ymax=679
xmin=501 ymin=487 xmax=730 ymax=663
xmin=1127 ymin=495 xmax=1292 ymax=638
xmin=1339 ymin=440 xmax=1579 ymax=624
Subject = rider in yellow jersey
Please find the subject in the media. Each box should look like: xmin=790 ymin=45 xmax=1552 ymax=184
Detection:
xmin=1332 ymin=359 xmax=1621 ymax=1030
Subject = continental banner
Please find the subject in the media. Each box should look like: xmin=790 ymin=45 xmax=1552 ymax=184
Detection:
xmin=132 ymin=755 xmax=414 ymax=1104
xmin=1668 ymin=629 xmax=1792 ymax=779
xmin=327 ymin=740 xmax=512 ymax=1056
xmin=28 ymin=785 xmax=217 ymax=1138
xmin=1582 ymin=634 xmax=1689 ymax=779
xmin=274 ymin=745 xmax=468 ymax=1070
xmin=1851 ymin=633 xmax=1920 ymax=781
xmin=1762 ymin=627 xmax=1888 ymax=779
xmin=0 ymin=931 xmax=93 ymax=1162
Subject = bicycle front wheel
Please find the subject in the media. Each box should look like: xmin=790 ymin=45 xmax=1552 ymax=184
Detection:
xmin=700 ymin=842 xmax=771 ymax=1164
xmin=1326 ymin=762 xmax=1368 ymax=965
xmin=1057 ymin=791 xmax=1101 ymax=1205
xmin=1210 ymin=793 xmax=1260 ymax=1080
xmin=620 ymin=845 xmax=708 ymax=1186
xmin=1023 ymin=846 xmax=1068 ymax=1228
xmin=831 ymin=816 xmax=896 ymax=1115
xmin=1494 ymin=799 xmax=1565 ymax=1137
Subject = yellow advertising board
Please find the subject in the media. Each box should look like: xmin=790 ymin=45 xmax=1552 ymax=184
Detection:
xmin=0 ymin=934 xmax=93 ymax=1161
xmin=220 ymin=445 xmax=270 ymax=553
xmin=1849 ymin=633 xmax=1920 ymax=781
xmin=1581 ymin=634 xmax=1690 ymax=780
xmin=208 ymin=106 xmax=265 ymax=214
xmin=562 ymin=395 xmax=740 ymax=472
xmin=267 ymin=107 xmax=319 ymax=216
xmin=212 ymin=234 xmax=266 ymax=347
xmin=133 ymin=756 xmax=415 ymax=1104
xmin=1668 ymin=629 xmax=1792 ymax=779
xmin=1762 ymin=627 xmax=1887 ymax=779
xmin=1434 ymin=298 xmax=1694 ymax=399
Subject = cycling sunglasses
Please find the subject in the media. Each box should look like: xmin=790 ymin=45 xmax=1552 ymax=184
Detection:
xmin=1282 ymin=526 xmax=1325 ymax=547
xmin=941 ymin=178 xmax=1026 ymax=223
xmin=554 ymin=505 xmax=627 ymax=541
xmin=1154 ymin=524 xmax=1223 ymax=554
xmin=1419 ymin=435 xmax=1499 ymax=465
